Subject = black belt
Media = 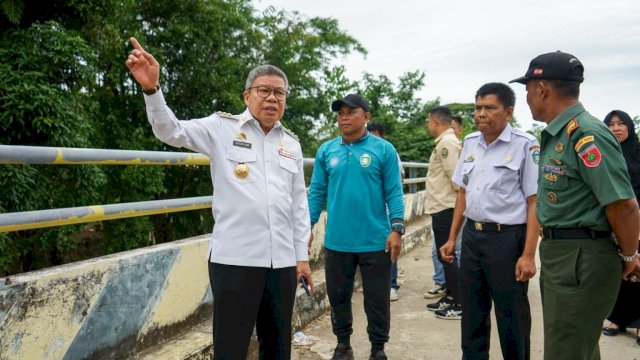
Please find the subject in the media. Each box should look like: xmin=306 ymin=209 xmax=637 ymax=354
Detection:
xmin=541 ymin=227 xmax=610 ymax=240
xmin=469 ymin=220 xmax=524 ymax=232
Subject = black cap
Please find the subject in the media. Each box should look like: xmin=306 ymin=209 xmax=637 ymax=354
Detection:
xmin=509 ymin=51 xmax=584 ymax=84
xmin=331 ymin=94 xmax=369 ymax=112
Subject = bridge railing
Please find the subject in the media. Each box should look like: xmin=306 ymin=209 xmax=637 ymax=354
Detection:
xmin=0 ymin=145 xmax=428 ymax=233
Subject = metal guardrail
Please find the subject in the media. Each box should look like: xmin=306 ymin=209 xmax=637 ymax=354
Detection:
xmin=0 ymin=197 xmax=212 ymax=232
xmin=0 ymin=146 xmax=428 ymax=232
xmin=0 ymin=145 xmax=210 ymax=166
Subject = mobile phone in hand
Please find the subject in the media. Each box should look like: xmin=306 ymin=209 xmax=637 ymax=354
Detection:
xmin=300 ymin=276 xmax=311 ymax=296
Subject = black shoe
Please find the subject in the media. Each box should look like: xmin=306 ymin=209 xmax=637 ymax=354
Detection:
xmin=435 ymin=304 xmax=462 ymax=320
xmin=369 ymin=349 xmax=388 ymax=360
xmin=426 ymin=296 xmax=454 ymax=312
xmin=602 ymin=326 xmax=626 ymax=336
xmin=331 ymin=343 xmax=354 ymax=360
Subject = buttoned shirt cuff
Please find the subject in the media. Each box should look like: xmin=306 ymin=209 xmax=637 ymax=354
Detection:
xmin=143 ymin=88 xmax=166 ymax=110
xmin=295 ymin=247 xmax=309 ymax=262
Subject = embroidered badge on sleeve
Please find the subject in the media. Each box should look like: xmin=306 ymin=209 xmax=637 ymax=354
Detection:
xmin=574 ymin=135 xmax=594 ymax=152
xmin=578 ymin=144 xmax=601 ymax=167
xmin=532 ymin=149 xmax=540 ymax=165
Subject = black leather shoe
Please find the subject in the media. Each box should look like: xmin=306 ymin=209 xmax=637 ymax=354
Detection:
xmin=369 ymin=349 xmax=388 ymax=360
xmin=602 ymin=326 xmax=626 ymax=336
xmin=331 ymin=343 xmax=354 ymax=360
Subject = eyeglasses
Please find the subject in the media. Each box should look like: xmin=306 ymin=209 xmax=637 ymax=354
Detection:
xmin=247 ymin=86 xmax=288 ymax=101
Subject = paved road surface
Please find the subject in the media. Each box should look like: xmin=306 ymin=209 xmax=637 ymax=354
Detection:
xmin=292 ymin=241 xmax=640 ymax=360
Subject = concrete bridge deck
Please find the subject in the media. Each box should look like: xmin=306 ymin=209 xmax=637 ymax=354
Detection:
xmin=133 ymin=227 xmax=639 ymax=360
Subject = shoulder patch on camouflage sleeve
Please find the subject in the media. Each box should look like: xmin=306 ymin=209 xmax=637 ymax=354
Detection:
xmin=574 ymin=135 xmax=594 ymax=152
xmin=282 ymin=126 xmax=299 ymax=142
xmin=566 ymin=118 xmax=579 ymax=138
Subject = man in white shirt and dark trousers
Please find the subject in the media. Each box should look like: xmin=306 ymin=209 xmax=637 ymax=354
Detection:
xmin=126 ymin=37 xmax=313 ymax=360
xmin=441 ymin=83 xmax=539 ymax=359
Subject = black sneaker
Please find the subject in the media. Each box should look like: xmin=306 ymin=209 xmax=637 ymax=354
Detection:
xmin=369 ymin=349 xmax=388 ymax=360
xmin=426 ymin=296 xmax=454 ymax=312
xmin=331 ymin=343 xmax=354 ymax=360
xmin=423 ymin=282 xmax=447 ymax=299
xmin=435 ymin=304 xmax=462 ymax=320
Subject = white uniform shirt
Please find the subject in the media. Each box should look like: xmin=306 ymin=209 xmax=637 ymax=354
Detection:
xmin=144 ymin=91 xmax=310 ymax=268
xmin=452 ymin=124 xmax=539 ymax=224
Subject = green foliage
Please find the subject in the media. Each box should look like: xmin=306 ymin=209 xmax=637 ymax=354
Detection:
xmin=324 ymin=70 xmax=449 ymax=165
xmin=0 ymin=22 xmax=97 ymax=146
xmin=257 ymin=8 xmax=366 ymax=155
xmin=0 ymin=0 xmax=366 ymax=275
xmin=446 ymin=102 xmax=477 ymax=138
xmin=1 ymin=0 xmax=23 ymax=24
xmin=527 ymin=123 xmax=545 ymax=142
xmin=0 ymin=22 xmax=107 ymax=274
xmin=0 ymin=0 xmax=522 ymax=276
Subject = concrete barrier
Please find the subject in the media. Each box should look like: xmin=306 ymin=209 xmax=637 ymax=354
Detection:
xmin=0 ymin=191 xmax=431 ymax=360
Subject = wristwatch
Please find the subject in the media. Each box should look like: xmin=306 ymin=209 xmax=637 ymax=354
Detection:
xmin=391 ymin=224 xmax=405 ymax=236
xmin=619 ymin=250 xmax=638 ymax=262
xmin=143 ymin=84 xmax=161 ymax=95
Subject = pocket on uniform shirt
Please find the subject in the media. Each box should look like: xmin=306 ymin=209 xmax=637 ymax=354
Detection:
xmin=225 ymin=148 xmax=258 ymax=183
xmin=278 ymin=157 xmax=299 ymax=174
xmin=460 ymin=162 xmax=475 ymax=188
xmin=462 ymin=162 xmax=475 ymax=174
xmin=540 ymin=174 xmax=568 ymax=215
xmin=490 ymin=161 xmax=520 ymax=194
xmin=541 ymin=173 xmax=568 ymax=190
xmin=277 ymin=157 xmax=298 ymax=193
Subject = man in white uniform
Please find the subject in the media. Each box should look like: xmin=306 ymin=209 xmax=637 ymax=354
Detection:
xmin=126 ymin=37 xmax=312 ymax=360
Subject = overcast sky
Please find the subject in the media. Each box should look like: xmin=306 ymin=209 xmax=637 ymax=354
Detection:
xmin=254 ymin=0 xmax=640 ymax=132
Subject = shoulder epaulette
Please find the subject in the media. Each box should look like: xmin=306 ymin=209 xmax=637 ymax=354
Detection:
xmin=565 ymin=118 xmax=580 ymax=138
xmin=216 ymin=111 xmax=242 ymax=121
xmin=512 ymin=128 xmax=537 ymax=141
xmin=442 ymin=131 xmax=462 ymax=143
xmin=282 ymin=126 xmax=299 ymax=142
xmin=464 ymin=131 xmax=481 ymax=140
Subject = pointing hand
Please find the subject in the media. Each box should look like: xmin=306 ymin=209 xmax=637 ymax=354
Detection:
xmin=125 ymin=37 xmax=160 ymax=91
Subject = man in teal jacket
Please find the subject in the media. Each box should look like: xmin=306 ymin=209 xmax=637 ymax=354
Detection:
xmin=308 ymin=94 xmax=405 ymax=360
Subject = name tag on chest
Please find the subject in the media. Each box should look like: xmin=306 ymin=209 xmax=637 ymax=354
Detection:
xmin=279 ymin=148 xmax=296 ymax=160
xmin=233 ymin=140 xmax=252 ymax=149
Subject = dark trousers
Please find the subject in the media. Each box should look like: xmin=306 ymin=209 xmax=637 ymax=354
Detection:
xmin=325 ymin=248 xmax=391 ymax=345
xmin=460 ymin=221 xmax=531 ymax=360
xmin=208 ymin=262 xmax=296 ymax=360
xmin=432 ymin=208 xmax=460 ymax=300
